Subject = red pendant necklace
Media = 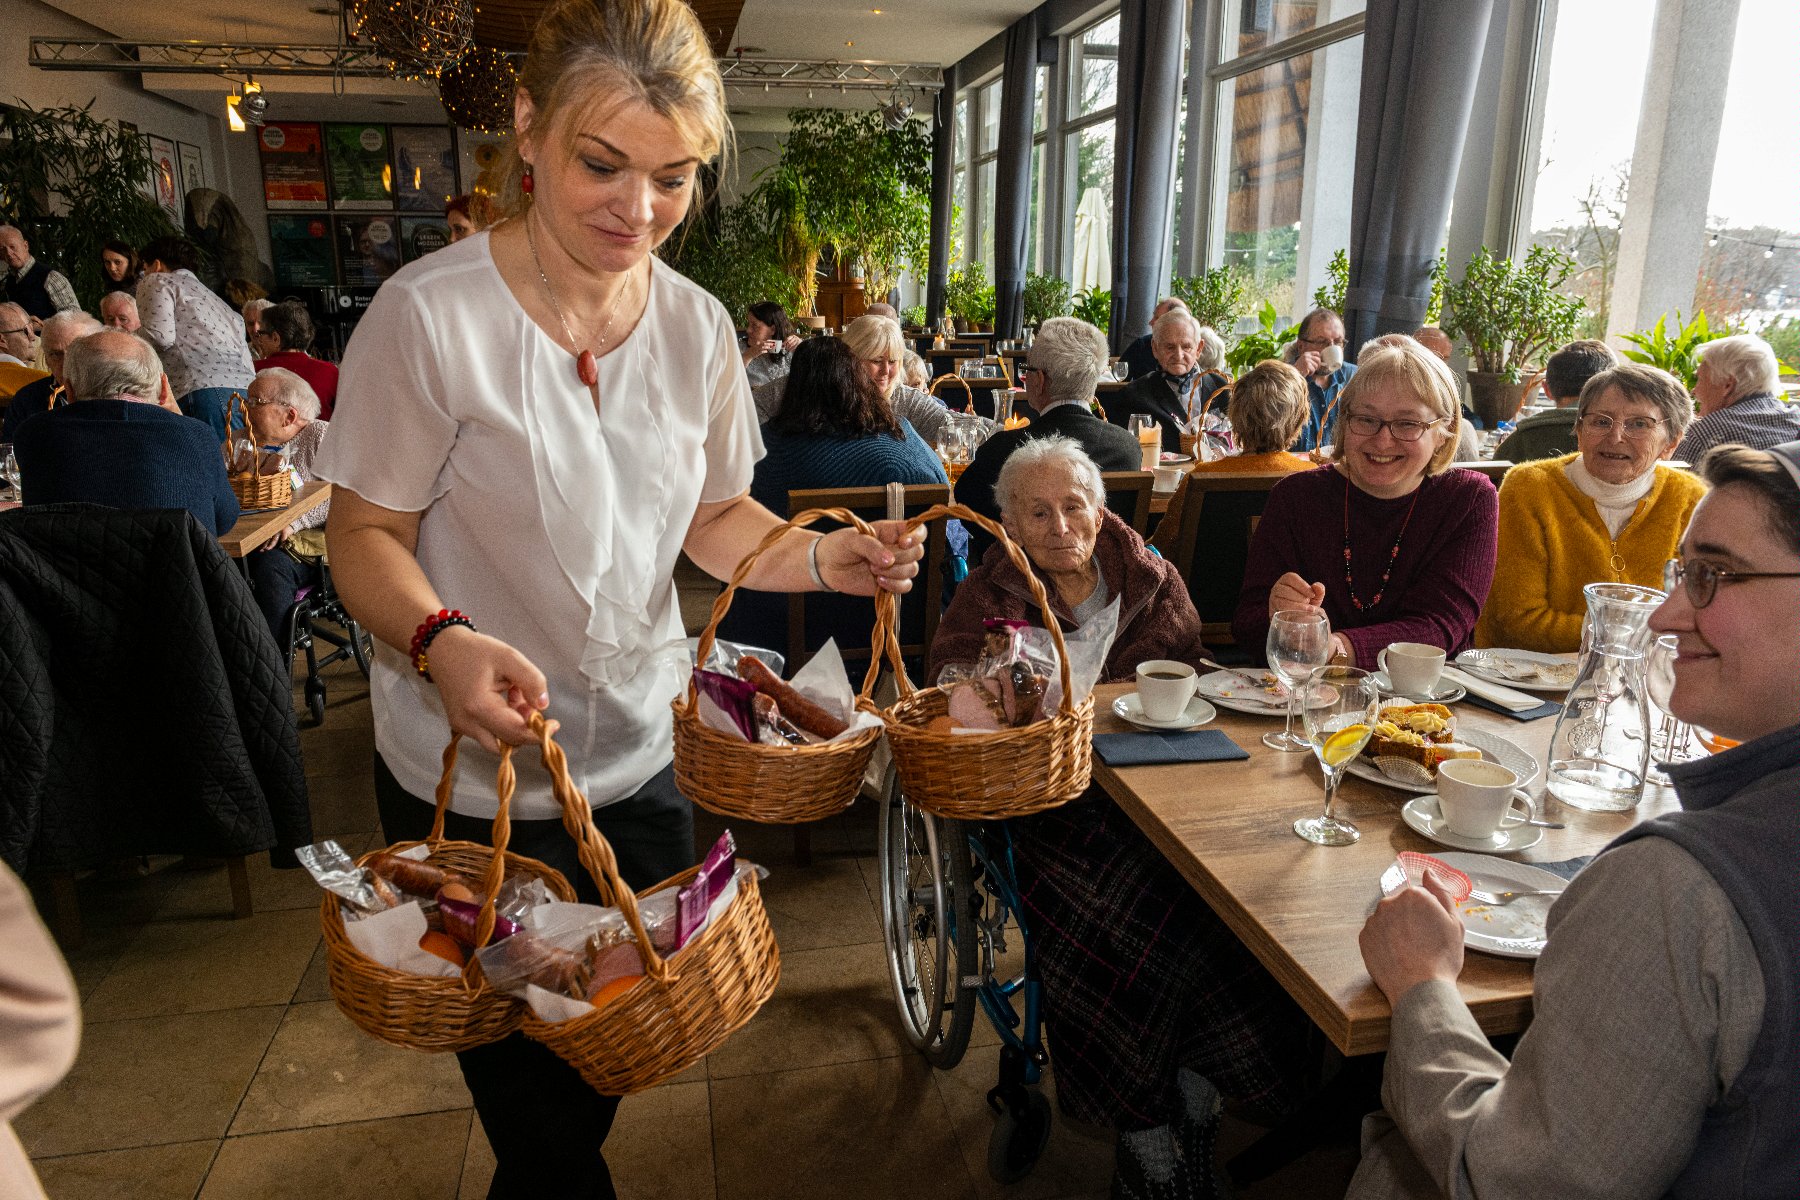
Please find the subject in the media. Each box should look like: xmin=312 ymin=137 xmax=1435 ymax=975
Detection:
xmin=525 ymin=214 xmax=632 ymax=413
xmin=1342 ymin=473 xmax=1423 ymax=611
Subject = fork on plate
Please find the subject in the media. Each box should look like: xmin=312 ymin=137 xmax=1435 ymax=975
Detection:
xmin=1466 ymin=886 xmax=1564 ymax=906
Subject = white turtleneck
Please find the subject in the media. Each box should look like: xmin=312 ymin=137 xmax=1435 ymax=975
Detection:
xmin=1563 ymin=456 xmax=1657 ymax=538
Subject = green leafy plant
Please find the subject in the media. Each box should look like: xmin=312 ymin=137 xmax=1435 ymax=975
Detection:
xmin=901 ymin=303 xmax=927 ymax=328
xmin=1311 ymin=249 xmax=1349 ymax=314
xmin=1021 ymin=272 xmax=1071 ymax=327
xmin=746 ymin=159 xmax=826 ymax=316
xmin=1758 ymin=316 xmax=1800 ymax=376
xmin=1440 ymin=244 xmax=1585 ymax=380
xmin=1223 ymin=301 xmax=1296 ymax=375
xmin=1172 ymin=265 xmax=1248 ymax=337
xmin=943 ymin=262 xmax=993 ymax=324
xmin=664 ymin=192 xmax=802 ymax=321
xmin=0 ymin=101 xmax=177 ymax=311
xmin=1619 ymin=310 xmax=1737 ymax=391
xmin=1424 ymin=247 xmax=1449 ymax=325
xmin=1071 ymin=287 xmax=1111 ymax=333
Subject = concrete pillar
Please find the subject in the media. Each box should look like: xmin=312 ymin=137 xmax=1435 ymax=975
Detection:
xmin=1607 ymin=0 xmax=1742 ymax=341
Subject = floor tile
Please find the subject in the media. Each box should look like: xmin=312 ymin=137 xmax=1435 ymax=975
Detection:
xmin=759 ymin=857 xmax=884 ymax=952
xmin=231 ymin=1000 xmax=469 ymax=1135
xmin=609 ymin=1082 xmax=715 ymax=1200
xmin=292 ymin=939 xmax=334 ymax=1004
xmin=158 ymin=834 xmax=376 ymax=922
xmin=932 ymin=1053 xmax=1112 ymax=1200
xmin=457 ymin=1115 xmax=494 ymax=1200
xmin=851 ymin=855 xmax=1000 ymax=1052
xmin=16 ymin=1005 xmax=284 ymax=1157
xmin=30 ymin=1139 xmax=218 ymax=1200
xmin=703 ymin=941 xmax=910 ymax=1079
xmin=303 ymin=780 xmax=384 ymax=840
xmin=711 ymin=1056 xmax=977 ymax=1200
xmin=199 ymin=1109 xmax=469 ymax=1200
xmin=82 ymin=906 xmax=322 ymax=1021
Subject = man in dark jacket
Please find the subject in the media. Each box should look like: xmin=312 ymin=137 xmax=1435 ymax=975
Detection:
xmin=14 ymin=329 xmax=240 ymax=536
xmin=0 ymin=310 xmax=102 ymax=441
xmin=0 ymin=226 xmax=78 ymax=320
xmin=1110 ymin=308 xmax=1232 ymax=452
xmin=957 ymin=316 xmax=1141 ymax=561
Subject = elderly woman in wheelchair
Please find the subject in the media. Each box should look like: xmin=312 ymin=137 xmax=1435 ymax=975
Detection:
xmin=904 ymin=436 xmax=1313 ymax=1199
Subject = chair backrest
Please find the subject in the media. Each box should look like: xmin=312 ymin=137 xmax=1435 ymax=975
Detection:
xmin=782 ymin=483 xmax=953 ymax=674
xmin=1098 ymin=470 xmax=1155 ymax=535
xmin=1454 ymin=460 xmax=1512 ymax=486
xmin=1165 ymin=471 xmax=1291 ymax=641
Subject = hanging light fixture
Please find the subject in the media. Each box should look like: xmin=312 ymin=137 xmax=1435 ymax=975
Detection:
xmin=226 ymin=90 xmax=245 ymax=132
xmin=878 ymin=89 xmax=915 ymax=130
xmin=225 ymin=78 xmax=266 ymax=131
xmin=349 ymin=0 xmax=475 ymax=79
xmin=438 ymin=44 xmax=517 ymax=132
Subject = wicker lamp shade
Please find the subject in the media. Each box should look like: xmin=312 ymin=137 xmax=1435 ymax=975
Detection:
xmin=439 ymin=45 xmax=518 ymax=132
xmin=351 ymin=0 xmax=476 ymax=79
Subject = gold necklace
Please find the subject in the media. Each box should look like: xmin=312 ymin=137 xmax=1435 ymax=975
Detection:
xmin=525 ymin=214 xmax=633 ymax=413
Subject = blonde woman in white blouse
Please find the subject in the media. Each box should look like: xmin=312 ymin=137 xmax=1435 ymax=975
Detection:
xmin=135 ymin=235 xmax=254 ymax=441
xmin=313 ymin=1 xmax=920 ymax=1192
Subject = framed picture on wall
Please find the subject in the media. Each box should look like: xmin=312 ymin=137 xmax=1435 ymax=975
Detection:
xmin=176 ymin=142 xmax=206 ymax=199
xmin=455 ymin=127 xmax=511 ymax=212
xmin=391 ymin=125 xmax=456 ymax=212
xmin=335 ymin=215 xmax=402 ymax=287
xmin=259 ymin=122 xmax=328 ymax=209
xmin=146 ymin=135 xmax=181 ymax=222
xmin=398 ymin=215 xmax=452 ymax=263
xmin=269 ymin=214 xmax=337 ymax=288
xmin=325 ymin=123 xmax=395 ymax=210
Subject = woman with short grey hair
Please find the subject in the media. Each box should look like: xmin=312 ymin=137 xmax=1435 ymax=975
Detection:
xmin=993 ymin=432 xmax=1105 ymax=516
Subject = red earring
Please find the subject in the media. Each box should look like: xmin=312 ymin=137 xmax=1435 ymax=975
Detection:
xmin=521 ymin=165 xmax=534 ymax=195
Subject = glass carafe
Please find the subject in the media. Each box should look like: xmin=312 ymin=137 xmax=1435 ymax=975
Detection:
xmin=1545 ymin=582 xmax=1664 ymax=811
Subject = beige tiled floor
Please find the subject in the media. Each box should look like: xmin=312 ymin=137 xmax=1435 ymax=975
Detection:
xmin=23 ymin=598 xmax=1357 ymax=1198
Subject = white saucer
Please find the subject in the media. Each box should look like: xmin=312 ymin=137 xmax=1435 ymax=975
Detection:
xmin=1370 ymin=672 xmax=1468 ymax=704
xmin=1380 ymin=852 xmax=1566 ymax=958
xmin=1345 ymin=728 xmax=1540 ymax=795
xmin=1113 ymin=693 xmax=1217 ymax=731
xmin=1400 ymin=795 xmax=1542 ymax=854
xmin=1454 ymin=649 xmax=1578 ymax=692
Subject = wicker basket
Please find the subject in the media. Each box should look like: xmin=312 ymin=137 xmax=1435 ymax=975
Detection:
xmin=224 ymin=392 xmax=293 ymax=509
xmin=928 ymin=373 xmax=974 ymax=410
xmin=876 ymin=504 xmax=1094 ymax=820
xmin=520 ymin=715 xmax=781 ymax=1095
xmin=671 ymin=507 xmax=887 ymax=824
xmin=319 ymin=736 xmax=577 ymax=1052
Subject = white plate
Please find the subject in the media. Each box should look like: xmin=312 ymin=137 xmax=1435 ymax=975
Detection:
xmin=1194 ymin=669 xmax=1289 ymax=716
xmin=1344 ymin=728 xmax=1540 ymax=796
xmin=1455 ymin=649 xmax=1579 ymax=692
xmin=1370 ymin=672 xmax=1468 ymax=704
xmin=1112 ymin=692 xmax=1217 ymax=731
xmin=1379 ymin=852 xmax=1567 ymax=958
xmin=1400 ymin=795 xmax=1543 ymax=854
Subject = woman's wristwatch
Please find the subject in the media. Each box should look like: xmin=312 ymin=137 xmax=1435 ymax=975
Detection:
xmin=1330 ymin=635 xmax=1353 ymax=664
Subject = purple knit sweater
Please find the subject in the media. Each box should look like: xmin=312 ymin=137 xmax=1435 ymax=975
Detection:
xmin=1231 ymin=466 xmax=1498 ymax=669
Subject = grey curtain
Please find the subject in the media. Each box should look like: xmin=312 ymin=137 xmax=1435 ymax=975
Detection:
xmin=1108 ymin=0 xmax=1186 ymax=352
xmin=991 ymin=14 xmax=1041 ymax=338
xmin=927 ymin=64 xmax=960 ymax=325
xmin=1343 ymin=0 xmax=1495 ymax=354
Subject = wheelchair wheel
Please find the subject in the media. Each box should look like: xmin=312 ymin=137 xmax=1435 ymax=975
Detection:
xmin=986 ymin=1087 xmax=1052 ymax=1184
xmin=877 ymin=772 xmax=977 ymax=1070
xmin=348 ymin=619 xmax=373 ymax=679
xmin=304 ymin=679 xmax=326 ymax=727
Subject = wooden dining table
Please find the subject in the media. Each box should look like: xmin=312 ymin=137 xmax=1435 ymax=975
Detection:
xmin=1087 ymin=679 xmax=1678 ymax=1055
xmin=218 ymin=480 xmax=331 ymax=559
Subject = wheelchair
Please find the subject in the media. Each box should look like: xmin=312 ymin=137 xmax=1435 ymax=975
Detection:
xmin=875 ymin=765 xmax=1054 ymax=1183
xmin=280 ymin=561 xmax=373 ymax=725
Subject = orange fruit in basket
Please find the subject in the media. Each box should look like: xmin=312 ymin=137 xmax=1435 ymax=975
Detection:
xmin=590 ymin=974 xmax=645 ymax=1008
xmin=418 ymin=931 xmax=466 ymax=968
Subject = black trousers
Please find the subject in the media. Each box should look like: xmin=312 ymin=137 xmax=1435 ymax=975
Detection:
xmin=373 ymin=753 xmax=695 ymax=1200
xmin=245 ymin=545 xmax=316 ymax=646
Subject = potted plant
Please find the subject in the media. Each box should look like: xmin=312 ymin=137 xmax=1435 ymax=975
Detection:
xmin=1224 ymin=301 xmax=1295 ymax=374
xmin=1173 ymin=265 xmax=1249 ymax=338
xmin=943 ymin=262 xmax=990 ymax=332
xmin=1022 ymin=272 xmax=1071 ymax=329
xmin=1619 ymin=310 xmax=1733 ymax=391
xmin=1441 ymin=245 xmax=1584 ymax=425
xmin=665 ymin=193 xmax=803 ymax=320
xmin=1071 ymin=287 xmax=1111 ymax=334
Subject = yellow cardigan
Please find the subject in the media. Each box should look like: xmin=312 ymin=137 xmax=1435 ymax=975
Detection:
xmin=1475 ymin=455 xmax=1705 ymax=653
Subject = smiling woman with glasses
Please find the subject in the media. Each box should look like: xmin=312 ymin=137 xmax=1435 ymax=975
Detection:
xmin=1232 ymin=338 xmax=1499 ymax=671
xmin=1476 ymin=362 xmax=1704 ymax=653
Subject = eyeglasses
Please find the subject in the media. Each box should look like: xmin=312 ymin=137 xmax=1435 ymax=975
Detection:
xmin=1298 ymin=334 xmax=1345 ymax=348
xmin=1580 ymin=413 xmax=1667 ymax=440
xmin=1342 ymin=414 xmax=1445 ymax=442
xmin=1017 ymin=364 xmax=1042 ymax=379
xmin=1663 ymin=557 xmax=1800 ymax=609
xmin=0 ymin=326 xmax=27 ymax=338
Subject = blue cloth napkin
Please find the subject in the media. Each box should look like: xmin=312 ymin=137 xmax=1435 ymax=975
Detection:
xmin=1530 ymin=855 xmax=1592 ymax=882
xmin=1464 ymin=693 xmax=1562 ymax=722
xmin=1093 ymin=730 xmax=1250 ymax=766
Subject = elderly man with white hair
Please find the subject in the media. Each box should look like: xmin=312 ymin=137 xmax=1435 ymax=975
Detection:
xmin=241 ymin=366 xmax=332 ymax=643
xmin=1 ymin=310 xmax=103 ymax=440
xmin=0 ymin=225 xmax=79 ymax=319
xmin=98 ymin=291 xmax=141 ymax=333
xmin=1120 ymin=295 xmax=1187 ymax=380
xmin=0 ymin=301 xmax=50 ymax=403
xmin=1673 ymin=333 xmax=1800 ymax=462
xmin=1113 ymin=308 xmax=1232 ymax=451
xmin=13 ymin=329 xmax=238 ymax=535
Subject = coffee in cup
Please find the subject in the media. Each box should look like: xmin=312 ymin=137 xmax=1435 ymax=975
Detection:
xmin=1436 ymin=759 xmax=1533 ymax=840
xmin=1378 ymin=642 xmax=1447 ymax=697
xmin=1136 ymin=660 xmax=1198 ymax=722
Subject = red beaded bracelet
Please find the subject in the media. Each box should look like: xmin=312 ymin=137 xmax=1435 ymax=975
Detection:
xmin=410 ymin=609 xmax=474 ymax=680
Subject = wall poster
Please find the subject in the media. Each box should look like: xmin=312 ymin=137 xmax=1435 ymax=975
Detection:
xmin=455 ymin=127 xmax=510 ymax=216
xmin=146 ymin=135 xmax=180 ymax=221
xmin=269 ymin=215 xmax=336 ymax=289
xmin=392 ymin=125 xmax=456 ymax=212
xmin=335 ymin=215 xmax=401 ymax=286
xmin=325 ymin=123 xmax=394 ymax=210
xmin=399 ymin=215 xmax=452 ymax=263
xmin=258 ymin=122 xmax=328 ymax=209
xmin=176 ymin=141 xmax=206 ymax=199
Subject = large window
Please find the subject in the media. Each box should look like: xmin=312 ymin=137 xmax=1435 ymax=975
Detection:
xmin=1062 ymin=12 xmax=1120 ymax=297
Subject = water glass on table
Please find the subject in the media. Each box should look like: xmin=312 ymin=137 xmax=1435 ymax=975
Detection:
xmin=1127 ymin=414 xmax=1160 ymax=471
xmin=1644 ymin=633 xmax=1690 ymax=778
xmin=0 ymin=443 xmax=18 ymax=498
xmin=1264 ymin=608 xmax=1332 ymax=752
xmin=1293 ymin=665 xmax=1381 ymax=846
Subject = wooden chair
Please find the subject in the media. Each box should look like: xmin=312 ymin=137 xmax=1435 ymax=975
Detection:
xmin=1099 ymin=470 xmax=1156 ymax=536
xmin=1164 ymin=471 xmax=1292 ymax=646
xmin=1454 ymin=460 xmax=1513 ymax=486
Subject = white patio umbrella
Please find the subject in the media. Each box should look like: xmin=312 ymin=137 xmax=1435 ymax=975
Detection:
xmin=1071 ymin=187 xmax=1112 ymax=297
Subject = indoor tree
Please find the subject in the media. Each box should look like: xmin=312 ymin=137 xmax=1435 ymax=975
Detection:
xmin=1173 ymin=265 xmax=1248 ymax=337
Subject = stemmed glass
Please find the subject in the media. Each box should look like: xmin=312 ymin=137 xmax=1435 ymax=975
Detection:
xmin=1263 ymin=609 xmax=1332 ymax=751
xmin=1644 ymin=633 xmax=1683 ymax=782
xmin=1294 ymin=666 xmax=1381 ymax=846
xmin=0 ymin=443 xmax=18 ymax=498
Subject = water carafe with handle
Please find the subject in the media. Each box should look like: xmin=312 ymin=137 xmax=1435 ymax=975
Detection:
xmin=1544 ymin=582 xmax=1664 ymax=811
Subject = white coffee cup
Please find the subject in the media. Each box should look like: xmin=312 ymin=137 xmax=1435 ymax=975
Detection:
xmin=1136 ymin=660 xmax=1198 ymax=722
xmin=1378 ymin=642 xmax=1447 ymax=697
xmin=1321 ymin=343 xmax=1345 ymax=372
xmin=1436 ymin=759 xmax=1534 ymax=840
xmin=1153 ymin=464 xmax=1183 ymax=492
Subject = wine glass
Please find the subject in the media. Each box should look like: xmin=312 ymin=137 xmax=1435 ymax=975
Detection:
xmin=0 ymin=443 xmax=16 ymax=498
xmin=1263 ymin=609 xmax=1332 ymax=751
xmin=1644 ymin=633 xmax=1682 ymax=781
xmin=1294 ymin=666 xmax=1381 ymax=846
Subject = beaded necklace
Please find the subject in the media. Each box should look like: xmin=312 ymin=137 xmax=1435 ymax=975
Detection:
xmin=1342 ymin=473 xmax=1423 ymax=611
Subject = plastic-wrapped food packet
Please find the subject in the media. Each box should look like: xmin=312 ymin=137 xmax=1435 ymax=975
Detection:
xmin=296 ymin=839 xmax=400 ymax=916
xmin=677 ymin=831 xmax=736 ymax=949
xmin=694 ymin=668 xmax=759 ymax=741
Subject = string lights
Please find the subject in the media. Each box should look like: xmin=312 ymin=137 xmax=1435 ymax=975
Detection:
xmin=438 ymin=44 xmax=516 ymax=132
xmin=348 ymin=0 xmax=474 ymax=80
xmin=1704 ymin=227 xmax=1794 ymax=260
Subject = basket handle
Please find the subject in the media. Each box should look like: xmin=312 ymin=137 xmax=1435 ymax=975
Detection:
xmin=680 ymin=506 xmax=889 ymax=714
xmin=427 ymin=733 xmax=518 ymax=951
xmin=929 ymin=374 xmax=973 ymax=410
xmin=876 ymin=502 xmax=1076 ymax=713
